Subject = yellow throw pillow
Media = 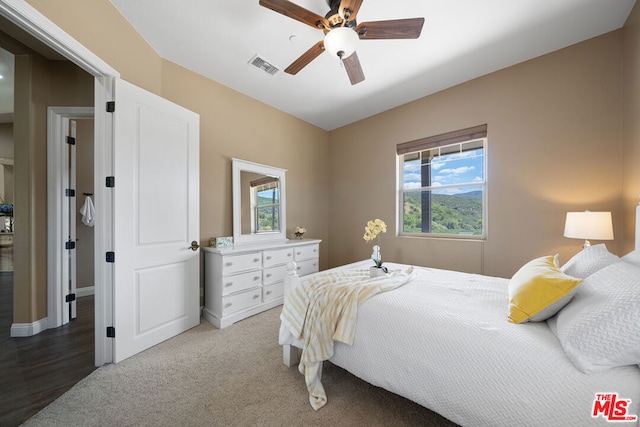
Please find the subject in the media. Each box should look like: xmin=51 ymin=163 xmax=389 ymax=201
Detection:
xmin=508 ymin=255 xmax=583 ymax=324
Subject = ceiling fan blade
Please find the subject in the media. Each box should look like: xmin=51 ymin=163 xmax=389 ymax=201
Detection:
xmin=356 ymin=18 xmax=425 ymax=39
xmin=338 ymin=0 xmax=364 ymax=21
xmin=342 ymin=51 xmax=365 ymax=85
xmin=284 ymin=41 xmax=325 ymax=75
xmin=259 ymin=0 xmax=329 ymax=29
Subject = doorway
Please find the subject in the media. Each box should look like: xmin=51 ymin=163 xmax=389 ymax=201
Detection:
xmin=47 ymin=108 xmax=95 ymax=330
xmin=1 ymin=0 xmax=201 ymax=370
xmin=0 ymin=45 xmax=98 ymax=425
xmin=0 ymin=0 xmax=118 ymax=366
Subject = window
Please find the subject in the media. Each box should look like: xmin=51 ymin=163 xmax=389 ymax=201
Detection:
xmin=251 ymin=178 xmax=280 ymax=233
xmin=397 ymin=125 xmax=487 ymax=238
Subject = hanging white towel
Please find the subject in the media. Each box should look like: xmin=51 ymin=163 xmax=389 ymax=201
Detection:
xmin=79 ymin=195 xmax=95 ymax=227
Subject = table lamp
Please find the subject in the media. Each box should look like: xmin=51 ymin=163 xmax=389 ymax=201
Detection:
xmin=564 ymin=211 xmax=614 ymax=249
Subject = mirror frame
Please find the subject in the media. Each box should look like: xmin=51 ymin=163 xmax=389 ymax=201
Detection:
xmin=232 ymin=158 xmax=287 ymax=245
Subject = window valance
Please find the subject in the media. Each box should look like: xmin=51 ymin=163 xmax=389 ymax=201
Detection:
xmin=396 ymin=124 xmax=488 ymax=155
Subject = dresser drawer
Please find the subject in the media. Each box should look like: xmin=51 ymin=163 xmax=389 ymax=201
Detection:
xmin=296 ymin=258 xmax=319 ymax=277
xmin=221 ymin=270 xmax=262 ymax=296
xmin=221 ymin=287 xmax=262 ymax=315
xmin=294 ymin=244 xmax=319 ymax=261
xmin=263 ymin=282 xmax=284 ymax=303
xmin=263 ymin=248 xmax=293 ymax=268
xmin=221 ymin=253 xmax=262 ymax=275
xmin=263 ymin=264 xmax=288 ymax=286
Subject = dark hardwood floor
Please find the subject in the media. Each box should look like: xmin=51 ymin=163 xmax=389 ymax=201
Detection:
xmin=0 ymin=272 xmax=96 ymax=426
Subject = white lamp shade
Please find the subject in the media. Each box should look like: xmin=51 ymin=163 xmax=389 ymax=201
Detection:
xmin=324 ymin=27 xmax=359 ymax=59
xmin=564 ymin=211 xmax=614 ymax=240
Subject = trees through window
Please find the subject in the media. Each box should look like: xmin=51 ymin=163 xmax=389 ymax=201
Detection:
xmin=397 ymin=125 xmax=487 ymax=238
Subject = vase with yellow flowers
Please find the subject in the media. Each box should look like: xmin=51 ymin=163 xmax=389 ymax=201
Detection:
xmin=363 ymin=218 xmax=388 ymax=277
xmin=294 ymin=226 xmax=307 ymax=240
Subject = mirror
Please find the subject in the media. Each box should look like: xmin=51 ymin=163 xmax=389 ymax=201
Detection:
xmin=232 ymin=158 xmax=287 ymax=245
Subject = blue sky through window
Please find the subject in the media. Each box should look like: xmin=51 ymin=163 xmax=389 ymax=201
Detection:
xmin=403 ymin=147 xmax=484 ymax=194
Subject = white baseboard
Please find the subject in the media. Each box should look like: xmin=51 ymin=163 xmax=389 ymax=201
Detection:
xmin=77 ymin=285 xmax=95 ymax=297
xmin=11 ymin=317 xmax=49 ymax=337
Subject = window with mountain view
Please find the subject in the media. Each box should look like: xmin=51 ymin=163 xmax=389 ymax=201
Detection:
xmin=253 ymin=180 xmax=280 ymax=232
xmin=397 ymin=125 xmax=487 ymax=237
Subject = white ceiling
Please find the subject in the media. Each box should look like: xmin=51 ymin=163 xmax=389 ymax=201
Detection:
xmin=108 ymin=0 xmax=635 ymax=130
xmin=1 ymin=1 xmax=636 ymax=130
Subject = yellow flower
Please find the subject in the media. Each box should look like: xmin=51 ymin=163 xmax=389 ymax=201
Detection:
xmin=363 ymin=218 xmax=387 ymax=242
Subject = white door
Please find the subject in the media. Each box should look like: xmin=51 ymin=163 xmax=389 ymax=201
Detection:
xmin=67 ymin=119 xmax=77 ymax=322
xmin=112 ymin=79 xmax=200 ymax=363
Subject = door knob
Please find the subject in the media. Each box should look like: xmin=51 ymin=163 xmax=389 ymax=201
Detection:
xmin=189 ymin=240 xmax=200 ymax=251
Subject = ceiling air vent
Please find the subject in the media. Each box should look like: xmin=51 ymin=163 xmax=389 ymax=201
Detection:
xmin=248 ymin=55 xmax=280 ymax=76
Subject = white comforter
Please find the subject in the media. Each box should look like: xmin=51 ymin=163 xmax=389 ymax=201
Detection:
xmin=280 ymin=261 xmax=640 ymax=427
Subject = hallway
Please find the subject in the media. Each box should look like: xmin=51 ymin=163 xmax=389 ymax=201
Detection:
xmin=0 ymin=273 xmax=96 ymax=426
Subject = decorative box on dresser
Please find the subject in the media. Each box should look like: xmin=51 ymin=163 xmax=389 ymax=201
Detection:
xmin=203 ymin=239 xmax=321 ymax=328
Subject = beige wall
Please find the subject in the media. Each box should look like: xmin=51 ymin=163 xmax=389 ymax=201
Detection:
xmin=12 ymin=54 xmax=93 ymax=323
xmin=13 ymin=0 xmax=640 ymax=325
xmin=25 ymin=0 xmax=162 ymax=95
xmin=623 ymin=4 xmax=640 ymax=255
xmin=0 ymin=123 xmax=14 ymax=202
xmin=9 ymin=0 xmax=329 ymax=322
xmin=0 ymin=123 xmax=14 ymax=158
xmin=159 ymin=60 xmax=330 ymax=258
xmin=329 ymin=30 xmax=625 ymax=278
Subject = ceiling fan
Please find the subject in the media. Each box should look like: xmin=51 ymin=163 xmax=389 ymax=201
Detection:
xmin=259 ymin=0 xmax=425 ymax=85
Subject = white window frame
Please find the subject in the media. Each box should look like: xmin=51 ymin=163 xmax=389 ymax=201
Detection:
xmin=396 ymin=128 xmax=488 ymax=240
xmin=251 ymin=183 xmax=280 ymax=233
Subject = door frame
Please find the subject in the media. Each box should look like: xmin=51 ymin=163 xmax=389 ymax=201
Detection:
xmin=47 ymin=107 xmax=93 ymax=329
xmin=0 ymin=0 xmax=119 ymax=366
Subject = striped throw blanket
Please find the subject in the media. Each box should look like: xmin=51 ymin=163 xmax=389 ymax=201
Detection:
xmin=280 ymin=266 xmax=416 ymax=410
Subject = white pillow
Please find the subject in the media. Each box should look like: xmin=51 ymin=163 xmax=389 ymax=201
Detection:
xmin=560 ymin=244 xmax=619 ymax=278
xmin=551 ymin=262 xmax=640 ymax=373
xmin=622 ymin=249 xmax=640 ymax=267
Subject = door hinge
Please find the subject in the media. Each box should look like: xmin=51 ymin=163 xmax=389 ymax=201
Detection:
xmin=106 ymin=251 xmax=115 ymax=263
xmin=106 ymin=326 xmax=115 ymax=338
xmin=105 ymin=176 xmax=115 ymax=188
xmin=106 ymin=101 xmax=115 ymax=113
xmin=65 ymin=293 xmax=76 ymax=303
xmin=66 ymin=136 xmax=76 ymax=145
xmin=65 ymin=188 xmax=76 ymax=197
xmin=65 ymin=241 xmax=76 ymax=250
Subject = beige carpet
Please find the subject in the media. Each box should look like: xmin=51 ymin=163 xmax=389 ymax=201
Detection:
xmin=24 ymin=307 xmax=458 ymax=426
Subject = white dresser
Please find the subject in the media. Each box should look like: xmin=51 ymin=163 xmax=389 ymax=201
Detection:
xmin=203 ymin=239 xmax=321 ymax=328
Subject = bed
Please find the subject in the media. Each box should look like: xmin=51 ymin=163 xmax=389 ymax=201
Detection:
xmin=278 ymin=208 xmax=640 ymax=426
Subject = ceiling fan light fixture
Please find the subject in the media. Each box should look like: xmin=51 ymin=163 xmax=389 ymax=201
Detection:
xmin=324 ymin=27 xmax=358 ymax=59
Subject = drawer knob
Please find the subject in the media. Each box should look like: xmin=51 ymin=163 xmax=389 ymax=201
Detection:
xmin=296 ymin=251 xmax=301 ymax=255
xmin=225 ymin=262 xmax=233 ymax=267
xmin=254 ymin=258 xmax=260 ymax=263
xmin=266 ymin=273 xmax=272 ymax=278
xmin=253 ymin=276 xmax=260 ymax=281
xmin=253 ymin=294 xmax=260 ymax=300
xmin=288 ymin=253 xmax=292 ymax=257
xmin=266 ymin=290 xmax=272 ymax=295
xmin=224 ymin=302 xmax=232 ymax=308
xmin=296 ymin=266 xmax=302 ymax=270
xmin=225 ymin=282 xmax=233 ymax=288
xmin=266 ymin=256 xmax=272 ymax=260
